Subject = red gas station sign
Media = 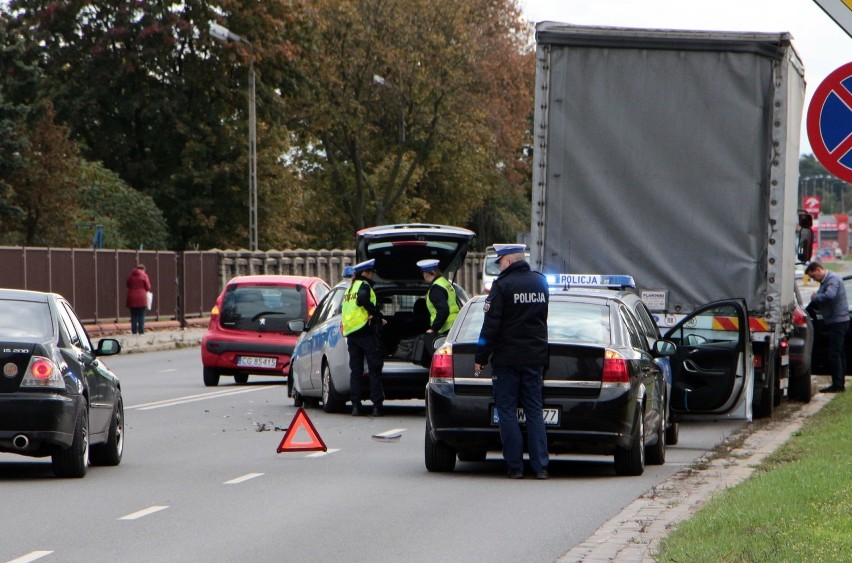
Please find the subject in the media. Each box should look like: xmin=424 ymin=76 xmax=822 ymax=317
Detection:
xmin=803 ymin=195 xmax=821 ymax=217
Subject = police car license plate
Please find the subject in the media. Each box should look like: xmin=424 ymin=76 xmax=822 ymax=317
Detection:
xmin=236 ymin=356 xmax=277 ymax=369
xmin=491 ymin=406 xmax=560 ymax=426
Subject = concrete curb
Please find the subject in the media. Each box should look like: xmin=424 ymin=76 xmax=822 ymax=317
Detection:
xmin=558 ymin=384 xmax=835 ymax=563
xmin=111 ymin=328 xmax=206 ymax=354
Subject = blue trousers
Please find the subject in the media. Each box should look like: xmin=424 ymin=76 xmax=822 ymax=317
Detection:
xmin=130 ymin=307 xmax=146 ymax=334
xmin=827 ymin=321 xmax=849 ymax=389
xmin=492 ymin=364 xmax=549 ymax=474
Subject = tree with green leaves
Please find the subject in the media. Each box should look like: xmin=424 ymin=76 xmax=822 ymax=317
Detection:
xmin=279 ymin=0 xmax=535 ymax=248
xmin=5 ymin=0 xmax=311 ymax=249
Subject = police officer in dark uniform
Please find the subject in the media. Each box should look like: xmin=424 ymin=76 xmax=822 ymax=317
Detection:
xmin=342 ymin=259 xmax=387 ymax=416
xmin=474 ymin=244 xmax=550 ymax=479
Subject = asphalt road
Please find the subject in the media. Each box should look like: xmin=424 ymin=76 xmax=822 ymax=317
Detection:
xmin=1 ymin=348 xmax=747 ymax=563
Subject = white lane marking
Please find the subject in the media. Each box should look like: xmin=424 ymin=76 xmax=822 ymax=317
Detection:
xmin=6 ymin=551 xmax=53 ymax=563
xmin=119 ymin=505 xmax=169 ymax=520
xmin=305 ymin=448 xmax=340 ymax=458
xmin=160 ymin=369 xmax=177 ymax=373
xmin=126 ymin=386 xmax=276 ymax=410
xmin=224 ymin=472 xmax=264 ymax=484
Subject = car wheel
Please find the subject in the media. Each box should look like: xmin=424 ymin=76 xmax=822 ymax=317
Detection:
xmin=288 ymin=374 xmax=305 ymax=407
xmin=90 ymin=394 xmax=124 ymax=467
xmin=234 ymin=374 xmax=249 ymax=384
xmin=665 ymin=420 xmax=680 ymax=446
xmin=645 ymin=408 xmax=665 ymax=466
xmin=322 ymin=363 xmax=345 ymax=413
xmin=52 ymin=405 xmax=89 ymax=478
xmin=457 ymin=450 xmax=487 ymax=463
xmin=425 ymin=419 xmax=456 ymax=472
xmin=789 ymin=370 xmax=813 ymax=403
xmin=203 ymin=367 xmax=220 ymax=387
xmin=614 ymin=407 xmax=645 ymax=476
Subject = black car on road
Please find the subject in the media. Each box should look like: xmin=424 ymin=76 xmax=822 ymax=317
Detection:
xmin=0 ymin=289 xmax=124 ymax=477
xmin=425 ymin=276 xmax=674 ymax=476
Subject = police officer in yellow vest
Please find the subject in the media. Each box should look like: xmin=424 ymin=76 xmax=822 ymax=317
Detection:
xmin=342 ymin=259 xmax=387 ymax=416
xmin=417 ymin=259 xmax=459 ymax=335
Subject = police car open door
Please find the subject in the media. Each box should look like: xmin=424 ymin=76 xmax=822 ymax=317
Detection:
xmin=663 ymin=299 xmax=753 ymax=421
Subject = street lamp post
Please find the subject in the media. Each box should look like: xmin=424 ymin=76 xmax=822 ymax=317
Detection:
xmin=373 ymin=74 xmax=407 ymax=145
xmin=210 ymin=22 xmax=258 ymax=252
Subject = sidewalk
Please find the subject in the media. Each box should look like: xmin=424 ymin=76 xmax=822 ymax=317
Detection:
xmin=85 ymin=318 xmax=208 ymax=354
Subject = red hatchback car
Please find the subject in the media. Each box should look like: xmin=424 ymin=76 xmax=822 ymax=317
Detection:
xmin=201 ymin=275 xmax=330 ymax=386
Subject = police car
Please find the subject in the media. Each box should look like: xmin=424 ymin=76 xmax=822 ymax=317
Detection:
xmin=425 ymin=274 xmax=675 ymax=476
xmin=288 ymin=224 xmax=475 ymax=412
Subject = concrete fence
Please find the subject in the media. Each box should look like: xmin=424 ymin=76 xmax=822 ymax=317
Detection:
xmin=0 ymin=246 xmax=486 ymax=326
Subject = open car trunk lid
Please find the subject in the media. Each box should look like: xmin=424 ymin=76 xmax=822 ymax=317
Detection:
xmin=356 ymin=224 xmax=476 ymax=283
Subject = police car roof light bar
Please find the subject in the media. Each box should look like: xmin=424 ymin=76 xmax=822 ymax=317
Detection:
xmin=546 ymin=274 xmax=636 ymax=290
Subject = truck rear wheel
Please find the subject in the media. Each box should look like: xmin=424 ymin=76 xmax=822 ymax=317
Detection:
xmin=753 ymin=356 xmax=775 ymax=419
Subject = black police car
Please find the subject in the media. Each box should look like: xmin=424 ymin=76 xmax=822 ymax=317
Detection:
xmin=425 ymin=275 xmax=675 ymax=476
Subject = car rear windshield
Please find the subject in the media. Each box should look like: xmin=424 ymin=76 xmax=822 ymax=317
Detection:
xmin=456 ymin=300 xmax=611 ymax=345
xmin=0 ymin=300 xmax=54 ymax=338
xmin=220 ymin=286 xmax=306 ymax=327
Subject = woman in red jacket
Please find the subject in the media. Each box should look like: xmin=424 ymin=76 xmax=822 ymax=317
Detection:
xmin=126 ymin=264 xmax=152 ymax=334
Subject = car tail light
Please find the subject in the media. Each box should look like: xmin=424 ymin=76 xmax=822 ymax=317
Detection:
xmin=792 ymin=306 xmax=808 ymax=327
xmin=429 ymin=345 xmax=454 ymax=382
xmin=601 ymin=349 xmax=630 ymax=385
xmin=20 ymin=357 xmax=64 ymax=389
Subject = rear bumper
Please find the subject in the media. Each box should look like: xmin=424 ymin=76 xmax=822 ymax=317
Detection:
xmin=425 ymin=381 xmax=636 ymax=454
xmin=0 ymin=392 xmax=81 ymax=453
xmin=202 ymin=338 xmax=294 ymax=374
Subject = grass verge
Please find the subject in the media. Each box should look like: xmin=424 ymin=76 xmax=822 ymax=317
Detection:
xmin=656 ymin=390 xmax=851 ymax=562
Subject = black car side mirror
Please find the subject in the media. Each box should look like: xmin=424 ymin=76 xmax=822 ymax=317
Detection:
xmin=96 ymin=338 xmax=122 ymax=356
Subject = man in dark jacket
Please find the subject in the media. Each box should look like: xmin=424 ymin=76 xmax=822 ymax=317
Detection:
xmin=806 ymin=261 xmax=849 ymax=392
xmin=474 ymin=244 xmax=550 ymax=479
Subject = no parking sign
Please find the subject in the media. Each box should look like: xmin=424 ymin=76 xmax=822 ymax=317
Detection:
xmin=807 ymin=61 xmax=852 ymax=182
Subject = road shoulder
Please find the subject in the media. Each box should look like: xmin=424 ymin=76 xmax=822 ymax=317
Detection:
xmin=558 ymin=386 xmax=834 ymax=562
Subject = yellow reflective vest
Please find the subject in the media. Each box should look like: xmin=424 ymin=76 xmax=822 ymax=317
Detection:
xmin=426 ymin=276 xmax=459 ymax=334
xmin=342 ymin=279 xmax=376 ymax=336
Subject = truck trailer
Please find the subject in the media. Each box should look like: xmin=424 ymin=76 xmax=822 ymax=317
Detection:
xmin=529 ymin=22 xmax=812 ymax=420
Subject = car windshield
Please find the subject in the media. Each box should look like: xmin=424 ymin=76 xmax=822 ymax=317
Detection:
xmin=483 ymin=252 xmax=530 ymax=276
xmin=221 ymin=286 xmax=306 ymax=326
xmin=0 ymin=299 xmax=54 ymax=338
xmin=456 ymin=299 xmax=611 ymax=345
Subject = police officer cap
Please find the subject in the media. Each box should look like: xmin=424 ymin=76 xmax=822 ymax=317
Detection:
xmin=342 ymin=265 xmax=354 ymax=278
xmin=417 ymin=259 xmax=440 ymax=272
xmin=352 ymin=259 xmax=376 ymax=274
xmin=493 ymin=243 xmax=527 ymax=260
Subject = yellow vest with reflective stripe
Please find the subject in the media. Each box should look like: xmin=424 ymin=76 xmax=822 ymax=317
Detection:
xmin=342 ymin=280 xmax=376 ymax=336
xmin=426 ymin=276 xmax=459 ymax=334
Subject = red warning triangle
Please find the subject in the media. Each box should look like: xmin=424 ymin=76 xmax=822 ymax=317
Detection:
xmin=277 ymin=408 xmax=327 ymax=453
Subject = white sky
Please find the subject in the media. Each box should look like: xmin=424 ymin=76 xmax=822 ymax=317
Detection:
xmin=521 ymin=0 xmax=852 ymax=156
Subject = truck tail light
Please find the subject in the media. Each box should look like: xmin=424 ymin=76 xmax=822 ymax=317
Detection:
xmin=601 ymin=349 xmax=630 ymax=385
xmin=429 ymin=345 xmax=454 ymax=382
